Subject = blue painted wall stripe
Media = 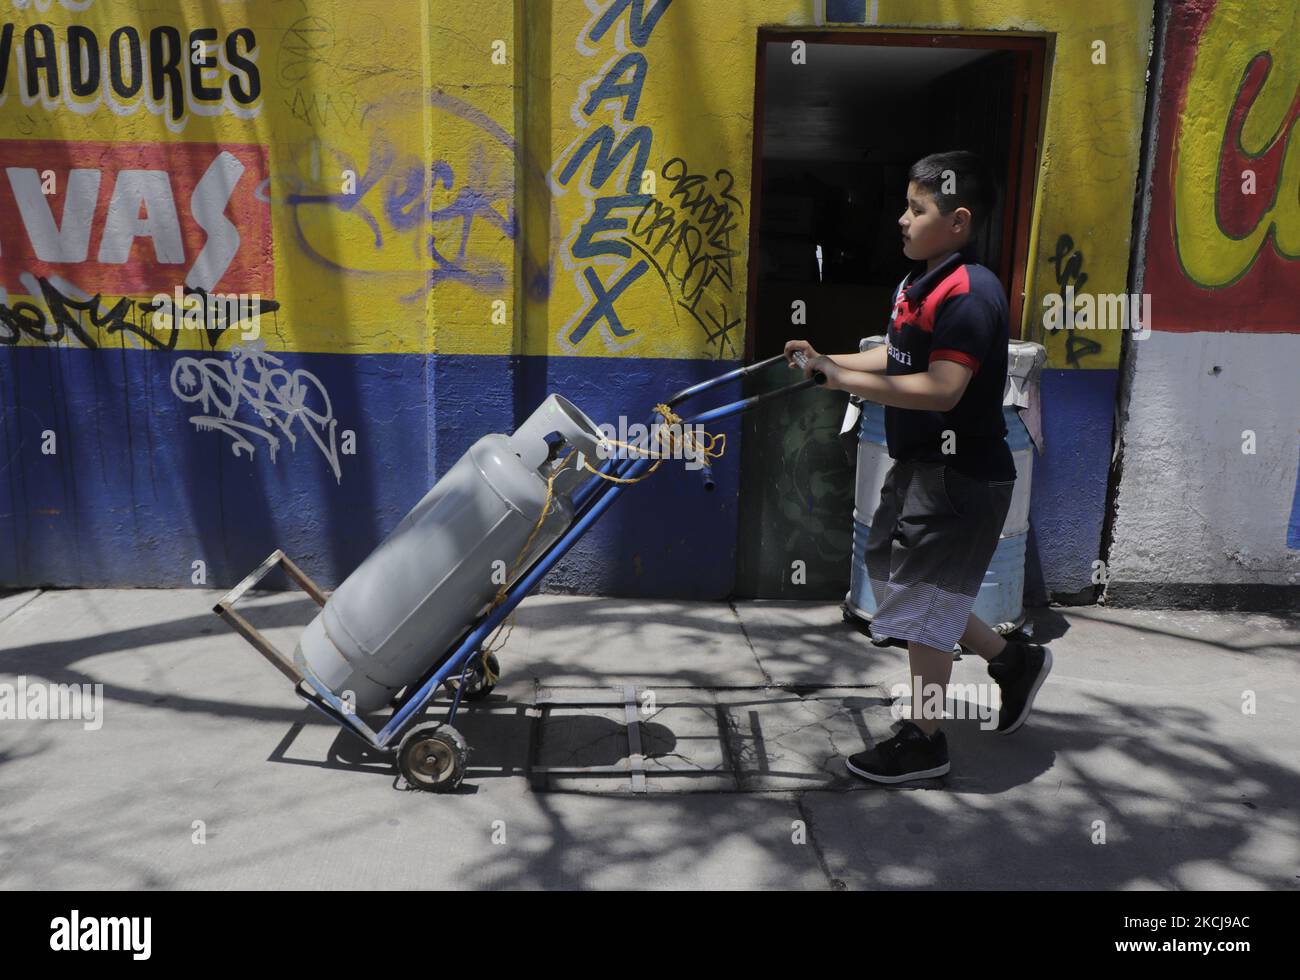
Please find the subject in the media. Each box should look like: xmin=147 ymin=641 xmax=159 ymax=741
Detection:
xmin=0 ymin=347 xmax=744 ymax=598
xmin=1028 ymin=368 xmax=1118 ymax=598
xmin=431 ymin=353 xmax=745 ymax=597
xmin=1 ymin=347 xmax=1117 ymax=601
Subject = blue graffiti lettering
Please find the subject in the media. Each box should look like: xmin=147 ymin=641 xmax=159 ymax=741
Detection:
xmin=568 ymin=261 xmax=648 ymax=345
xmin=588 ymin=0 xmax=674 ymax=48
xmin=573 ymin=193 xmax=653 ymax=260
xmin=582 ymin=52 xmax=649 ymax=120
xmin=552 ymin=1 xmax=683 ymax=351
xmin=270 ymin=89 xmax=548 ymax=302
xmin=558 ymin=125 xmax=654 ymax=194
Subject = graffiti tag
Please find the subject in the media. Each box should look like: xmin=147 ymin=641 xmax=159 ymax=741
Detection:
xmin=1046 ymin=234 xmax=1101 ymax=367
xmin=623 ymin=157 xmax=743 ymax=357
xmin=170 ymin=341 xmax=342 ymax=483
xmin=0 ymin=275 xmax=277 ymax=349
xmin=268 ymin=90 xmax=524 ymax=303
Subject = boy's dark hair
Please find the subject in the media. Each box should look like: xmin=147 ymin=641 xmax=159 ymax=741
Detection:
xmin=908 ymin=151 xmax=996 ymax=233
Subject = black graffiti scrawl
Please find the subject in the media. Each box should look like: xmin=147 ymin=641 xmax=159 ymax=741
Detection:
xmin=1048 ymin=233 xmax=1102 ymax=367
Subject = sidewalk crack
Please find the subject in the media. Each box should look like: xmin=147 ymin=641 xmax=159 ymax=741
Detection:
xmin=795 ymin=793 xmax=845 ymax=891
xmin=727 ymin=600 xmax=774 ymax=687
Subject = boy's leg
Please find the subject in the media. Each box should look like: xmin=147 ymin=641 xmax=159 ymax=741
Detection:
xmin=961 ymin=613 xmax=1050 ymax=727
xmin=848 ymin=637 xmax=952 ymax=782
xmin=874 ymin=468 xmax=1013 ymax=740
xmin=863 ymin=462 xmax=902 ymax=611
xmin=959 ymin=613 xmax=1008 ymax=661
xmin=960 ymin=616 xmax=1054 ymax=735
xmin=846 ymin=464 xmax=997 ymax=782
xmin=908 ymin=639 xmax=954 ymax=736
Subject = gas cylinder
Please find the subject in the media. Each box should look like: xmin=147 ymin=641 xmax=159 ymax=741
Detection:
xmin=294 ymin=395 xmax=605 ymax=712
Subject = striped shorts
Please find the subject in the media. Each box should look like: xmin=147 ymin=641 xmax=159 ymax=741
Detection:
xmin=864 ymin=459 xmax=1014 ymax=651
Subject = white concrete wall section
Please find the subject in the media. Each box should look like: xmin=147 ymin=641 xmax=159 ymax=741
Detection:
xmin=1108 ymin=330 xmax=1300 ymax=587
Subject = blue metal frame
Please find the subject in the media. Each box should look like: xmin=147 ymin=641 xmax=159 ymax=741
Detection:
xmin=292 ymin=353 xmax=817 ymax=752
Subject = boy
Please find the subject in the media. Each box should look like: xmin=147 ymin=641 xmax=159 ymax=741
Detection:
xmin=785 ymin=150 xmax=1052 ymax=784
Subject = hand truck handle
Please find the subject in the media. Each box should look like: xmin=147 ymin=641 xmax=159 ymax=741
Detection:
xmin=790 ymin=349 xmax=827 ymax=385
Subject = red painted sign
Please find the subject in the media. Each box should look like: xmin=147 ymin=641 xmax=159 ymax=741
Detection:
xmin=0 ymin=140 xmax=271 ymax=296
xmin=1144 ymin=0 xmax=1300 ymax=333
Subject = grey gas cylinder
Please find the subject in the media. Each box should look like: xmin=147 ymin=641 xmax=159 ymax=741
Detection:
xmin=294 ymin=395 xmax=605 ymax=713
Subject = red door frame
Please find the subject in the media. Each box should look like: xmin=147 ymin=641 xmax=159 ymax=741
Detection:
xmin=744 ymin=29 xmax=1048 ymax=360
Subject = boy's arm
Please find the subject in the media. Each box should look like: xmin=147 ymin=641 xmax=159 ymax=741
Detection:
xmin=784 ymin=340 xmax=887 ymax=374
xmin=808 ymin=290 xmax=998 ymax=411
xmin=812 ymin=358 xmax=973 ymax=412
xmin=827 ymin=345 xmax=888 ymax=373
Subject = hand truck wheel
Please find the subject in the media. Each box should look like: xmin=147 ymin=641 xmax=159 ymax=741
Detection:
xmin=445 ymin=651 xmax=500 ymax=702
xmin=397 ymin=723 xmax=468 ymax=792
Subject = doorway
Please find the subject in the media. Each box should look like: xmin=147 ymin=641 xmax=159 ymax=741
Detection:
xmin=734 ymin=31 xmax=1045 ymax=599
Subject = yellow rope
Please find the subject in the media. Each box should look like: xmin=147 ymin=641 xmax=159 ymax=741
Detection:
xmin=575 ymin=403 xmax=726 ymax=484
xmin=471 ymin=404 xmax=726 ymax=683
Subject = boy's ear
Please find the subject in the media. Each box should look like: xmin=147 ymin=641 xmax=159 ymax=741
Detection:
xmin=951 ymin=205 xmax=973 ymax=233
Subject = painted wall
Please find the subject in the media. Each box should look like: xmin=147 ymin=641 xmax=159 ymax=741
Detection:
xmin=1106 ymin=0 xmax=1300 ymax=608
xmin=1 ymin=0 xmax=1153 ymax=602
xmin=1 ymin=0 xmax=498 ymax=591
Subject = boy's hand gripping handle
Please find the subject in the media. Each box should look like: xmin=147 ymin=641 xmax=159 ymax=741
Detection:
xmin=790 ymin=349 xmax=827 ymax=385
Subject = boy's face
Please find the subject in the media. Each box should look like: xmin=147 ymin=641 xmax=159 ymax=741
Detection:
xmin=899 ymin=181 xmax=971 ymax=263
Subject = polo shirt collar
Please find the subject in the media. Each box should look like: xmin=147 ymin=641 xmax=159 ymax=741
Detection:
xmin=902 ymin=250 xmax=965 ymax=305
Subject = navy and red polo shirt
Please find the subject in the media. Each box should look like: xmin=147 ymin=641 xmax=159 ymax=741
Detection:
xmin=884 ymin=250 xmax=1015 ymax=482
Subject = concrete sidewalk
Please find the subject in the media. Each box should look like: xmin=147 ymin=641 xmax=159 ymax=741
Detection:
xmin=0 ymin=587 xmax=1296 ymax=890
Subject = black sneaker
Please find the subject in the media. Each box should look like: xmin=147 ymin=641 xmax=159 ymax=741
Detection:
xmin=845 ymin=721 xmax=950 ymax=784
xmin=988 ymin=641 xmax=1053 ymax=734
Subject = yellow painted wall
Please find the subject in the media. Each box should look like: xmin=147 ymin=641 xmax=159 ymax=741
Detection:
xmin=0 ymin=0 xmax=519 ymax=356
xmin=2 ymin=0 xmax=1152 ymax=369
xmin=534 ymin=0 xmax=1152 ymax=369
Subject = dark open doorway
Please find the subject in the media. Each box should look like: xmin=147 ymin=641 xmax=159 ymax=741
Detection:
xmin=734 ymin=31 xmax=1046 ymax=599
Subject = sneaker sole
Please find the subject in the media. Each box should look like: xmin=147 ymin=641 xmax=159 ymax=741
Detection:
xmin=844 ymin=758 xmax=951 ymax=784
xmin=998 ymin=645 xmax=1053 ymax=735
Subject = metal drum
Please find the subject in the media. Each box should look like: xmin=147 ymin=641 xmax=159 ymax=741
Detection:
xmin=970 ymin=407 xmax=1033 ymax=629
